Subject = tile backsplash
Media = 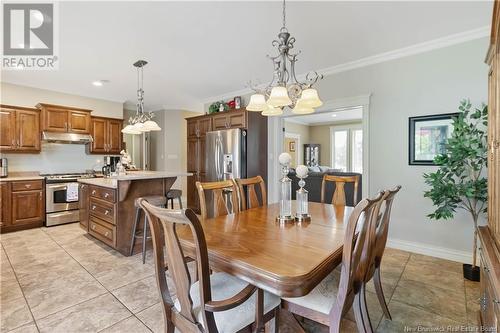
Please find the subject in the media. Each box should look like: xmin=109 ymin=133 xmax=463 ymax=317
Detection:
xmin=2 ymin=143 xmax=106 ymax=174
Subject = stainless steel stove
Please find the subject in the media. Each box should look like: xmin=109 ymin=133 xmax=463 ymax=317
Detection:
xmin=41 ymin=172 xmax=96 ymax=226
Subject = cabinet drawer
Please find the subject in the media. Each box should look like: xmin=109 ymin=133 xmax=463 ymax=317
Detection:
xmin=90 ymin=186 xmax=116 ymax=203
xmin=11 ymin=180 xmax=43 ymax=192
xmin=89 ymin=198 xmax=115 ymax=224
xmin=89 ymin=217 xmax=115 ymax=247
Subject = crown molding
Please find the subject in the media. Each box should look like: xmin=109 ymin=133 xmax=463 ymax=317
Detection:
xmin=202 ymin=26 xmax=490 ymax=105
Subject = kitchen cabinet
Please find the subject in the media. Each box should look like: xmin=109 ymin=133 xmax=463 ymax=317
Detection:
xmin=1 ymin=180 xmax=45 ymax=233
xmin=0 ymin=182 xmax=11 ymax=229
xmin=37 ymin=103 xmax=92 ymax=134
xmin=185 ymin=109 xmax=267 ymax=213
xmin=212 ymin=110 xmax=246 ymax=130
xmin=0 ymin=105 xmax=41 ymax=153
xmin=79 ymin=183 xmax=89 ymax=231
xmin=88 ymin=116 xmax=123 ymax=154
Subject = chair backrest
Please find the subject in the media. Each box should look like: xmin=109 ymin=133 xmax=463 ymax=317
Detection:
xmin=139 ymin=200 xmax=217 ymax=332
xmin=321 ymin=175 xmax=360 ymax=206
xmin=235 ymin=176 xmax=267 ymax=210
xmin=330 ymin=191 xmax=386 ymax=317
xmin=368 ymin=186 xmax=401 ymax=277
xmin=196 ymin=180 xmax=240 ymax=220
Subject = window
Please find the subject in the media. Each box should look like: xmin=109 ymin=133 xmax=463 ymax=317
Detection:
xmin=331 ymin=124 xmax=363 ymax=172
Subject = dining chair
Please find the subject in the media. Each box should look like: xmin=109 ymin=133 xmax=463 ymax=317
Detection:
xmin=365 ymin=185 xmax=401 ymax=321
xmin=234 ymin=176 xmax=267 ymax=210
xmin=282 ymin=191 xmax=387 ymax=333
xmin=196 ymin=180 xmax=240 ymax=220
xmin=139 ymin=200 xmax=281 ymax=333
xmin=321 ymin=174 xmax=360 ymax=206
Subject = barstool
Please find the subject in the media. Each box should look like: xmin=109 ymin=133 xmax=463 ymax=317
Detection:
xmin=130 ymin=195 xmax=167 ymax=264
xmin=166 ymin=189 xmax=183 ymax=209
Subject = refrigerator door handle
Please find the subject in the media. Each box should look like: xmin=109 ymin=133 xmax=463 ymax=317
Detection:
xmin=215 ymin=137 xmax=222 ymax=180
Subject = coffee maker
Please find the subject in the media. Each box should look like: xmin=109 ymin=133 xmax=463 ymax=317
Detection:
xmin=102 ymin=156 xmax=121 ymax=176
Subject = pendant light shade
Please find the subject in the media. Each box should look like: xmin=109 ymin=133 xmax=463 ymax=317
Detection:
xmin=122 ymin=124 xmax=141 ymax=135
xmin=143 ymin=120 xmax=161 ymax=131
xmin=262 ymin=105 xmax=283 ymax=116
xmin=299 ymin=88 xmax=323 ymax=108
xmin=292 ymin=99 xmax=315 ymax=114
xmin=247 ymin=94 xmax=268 ymax=112
xmin=267 ymin=86 xmax=292 ymax=107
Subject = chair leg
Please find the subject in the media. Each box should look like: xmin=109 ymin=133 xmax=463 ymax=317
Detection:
xmin=274 ymin=307 xmax=280 ymax=333
xmin=374 ymin=266 xmax=392 ymax=320
xmin=178 ymin=196 xmax=183 ymax=209
xmin=353 ymin=292 xmax=369 ymax=333
xmin=142 ymin=214 xmax=148 ymax=264
xmin=170 ymin=198 xmax=174 ymax=209
xmin=360 ymin=284 xmax=374 ymax=332
xmin=129 ymin=207 xmax=141 ymax=256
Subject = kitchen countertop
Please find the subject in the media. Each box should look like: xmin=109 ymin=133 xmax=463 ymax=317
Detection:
xmin=0 ymin=172 xmax=44 ymax=182
xmin=77 ymin=171 xmax=192 ymax=189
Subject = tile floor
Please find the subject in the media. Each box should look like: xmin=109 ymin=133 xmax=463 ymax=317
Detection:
xmin=0 ymin=223 xmax=480 ymax=333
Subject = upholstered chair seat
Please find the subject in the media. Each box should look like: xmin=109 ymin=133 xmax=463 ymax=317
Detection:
xmin=283 ymin=269 xmax=341 ymax=315
xmin=174 ymin=272 xmax=281 ymax=333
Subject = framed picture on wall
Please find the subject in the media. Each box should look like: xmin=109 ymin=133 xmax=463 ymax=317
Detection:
xmin=289 ymin=141 xmax=296 ymax=152
xmin=408 ymin=113 xmax=458 ymax=165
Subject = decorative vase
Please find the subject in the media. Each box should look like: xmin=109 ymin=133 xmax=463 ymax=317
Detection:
xmin=294 ymin=165 xmax=311 ymax=222
xmin=276 ymin=153 xmax=294 ymax=223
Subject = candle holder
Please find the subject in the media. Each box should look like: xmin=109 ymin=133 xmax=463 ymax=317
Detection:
xmin=276 ymin=153 xmax=294 ymax=224
xmin=294 ymin=165 xmax=311 ymax=222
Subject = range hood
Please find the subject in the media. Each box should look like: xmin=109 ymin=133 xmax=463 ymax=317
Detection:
xmin=42 ymin=131 xmax=93 ymax=144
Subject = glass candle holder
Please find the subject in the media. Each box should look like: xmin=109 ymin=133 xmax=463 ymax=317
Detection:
xmin=277 ymin=154 xmax=294 ymax=223
xmin=295 ymin=176 xmax=311 ymax=222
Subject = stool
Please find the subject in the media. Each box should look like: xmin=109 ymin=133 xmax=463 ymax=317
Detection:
xmin=166 ymin=189 xmax=183 ymax=209
xmin=130 ymin=195 xmax=167 ymax=264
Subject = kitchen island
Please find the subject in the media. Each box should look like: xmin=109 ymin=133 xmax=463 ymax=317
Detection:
xmin=78 ymin=171 xmax=191 ymax=256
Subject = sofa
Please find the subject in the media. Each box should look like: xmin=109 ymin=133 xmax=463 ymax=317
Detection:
xmin=288 ymin=168 xmax=362 ymax=206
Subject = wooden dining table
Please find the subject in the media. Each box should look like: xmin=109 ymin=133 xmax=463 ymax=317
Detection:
xmin=177 ymin=201 xmax=353 ymax=298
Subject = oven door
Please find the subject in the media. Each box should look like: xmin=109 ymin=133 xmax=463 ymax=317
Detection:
xmin=46 ymin=182 xmax=79 ymax=213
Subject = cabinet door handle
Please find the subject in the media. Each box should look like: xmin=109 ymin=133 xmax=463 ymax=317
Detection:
xmin=91 ymin=225 xmax=96 ymax=230
xmin=11 ymin=139 xmax=15 ymax=148
xmin=104 ymin=210 xmax=109 ymax=215
xmin=17 ymin=139 xmax=20 ymax=147
xmin=92 ymin=205 xmax=96 ymax=210
xmin=104 ymin=193 xmax=109 ymax=198
xmin=39 ymin=192 xmax=43 ymax=199
xmin=104 ymin=231 xmax=109 ymax=237
xmin=25 ymin=184 xmax=31 ymax=188
xmin=91 ymin=190 xmax=96 ymax=195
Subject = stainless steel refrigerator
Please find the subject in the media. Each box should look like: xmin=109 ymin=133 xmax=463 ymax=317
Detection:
xmin=204 ymin=128 xmax=246 ymax=215
xmin=205 ymin=128 xmax=247 ymax=182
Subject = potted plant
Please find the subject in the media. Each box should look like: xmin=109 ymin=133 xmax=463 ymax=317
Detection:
xmin=423 ymin=99 xmax=488 ymax=281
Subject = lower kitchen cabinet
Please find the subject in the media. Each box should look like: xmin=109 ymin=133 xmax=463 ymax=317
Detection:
xmin=0 ymin=180 xmax=45 ymax=233
xmin=79 ymin=183 xmax=90 ymax=231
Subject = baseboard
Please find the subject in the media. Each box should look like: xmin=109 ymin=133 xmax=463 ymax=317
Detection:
xmin=387 ymin=238 xmax=473 ymax=264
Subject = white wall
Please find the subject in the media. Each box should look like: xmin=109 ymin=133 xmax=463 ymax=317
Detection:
xmin=306 ymin=38 xmax=489 ymax=262
xmin=0 ymin=82 xmax=124 ymax=173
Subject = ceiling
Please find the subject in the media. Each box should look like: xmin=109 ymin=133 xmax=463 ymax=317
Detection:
xmin=285 ymin=107 xmax=362 ymax=125
xmin=1 ymin=1 xmax=492 ymax=111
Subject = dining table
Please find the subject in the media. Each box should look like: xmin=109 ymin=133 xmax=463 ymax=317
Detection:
xmin=177 ymin=201 xmax=353 ymax=298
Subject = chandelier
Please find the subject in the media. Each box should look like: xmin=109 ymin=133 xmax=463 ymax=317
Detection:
xmin=246 ymin=0 xmax=323 ymax=116
xmin=121 ymin=60 xmax=161 ymax=135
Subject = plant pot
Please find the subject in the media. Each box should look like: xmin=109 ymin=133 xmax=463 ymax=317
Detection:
xmin=463 ymin=263 xmax=480 ymax=282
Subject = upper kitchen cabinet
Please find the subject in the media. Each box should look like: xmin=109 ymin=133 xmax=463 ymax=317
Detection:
xmin=0 ymin=105 xmax=41 ymax=153
xmin=88 ymin=116 xmax=123 ymax=154
xmin=37 ymin=103 xmax=92 ymax=134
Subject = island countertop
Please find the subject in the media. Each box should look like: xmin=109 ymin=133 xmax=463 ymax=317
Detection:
xmin=77 ymin=171 xmax=192 ymax=189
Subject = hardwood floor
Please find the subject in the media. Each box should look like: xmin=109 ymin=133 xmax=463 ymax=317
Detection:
xmin=0 ymin=223 xmax=479 ymax=332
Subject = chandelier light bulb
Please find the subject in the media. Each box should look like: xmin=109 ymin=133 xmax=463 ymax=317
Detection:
xmin=247 ymin=94 xmax=268 ymax=112
xmin=267 ymin=86 xmax=292 ymax=107
xmin=121 ymin=124 xmax=141 ymax=135
xmin=143 ymin=120 xmax=161 ymax=131
xmin=300 ymin=88 xmax=323 ymax=108
xmin=262 ymin=105 xmax=283 ymax=116
xmin=292 ymin=98 xmax=315 ymax=114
